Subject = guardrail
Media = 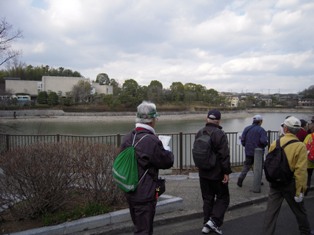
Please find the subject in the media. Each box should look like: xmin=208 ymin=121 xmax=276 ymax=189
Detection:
xmin=0 ymin=131 xmax=279 ymax=172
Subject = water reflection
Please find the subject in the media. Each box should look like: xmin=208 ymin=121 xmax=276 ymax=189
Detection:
xmin=0 ymin=112 xmax=312 ymax=135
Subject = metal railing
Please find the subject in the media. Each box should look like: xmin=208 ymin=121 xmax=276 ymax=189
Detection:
xmin=0 ymin=131 xmax=279 ymax=172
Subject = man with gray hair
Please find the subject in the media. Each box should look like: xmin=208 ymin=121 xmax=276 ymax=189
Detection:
xmin=263 ymin=116 xmax=312 ymax=235
xmin=120 ymin=101 xmax=174 ymax=235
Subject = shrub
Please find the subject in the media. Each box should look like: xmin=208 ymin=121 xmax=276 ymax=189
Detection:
xmin=70 ymin=141 xmax=125 ymax=205
xmin=0 ymin=141 xmax=124 ymax=221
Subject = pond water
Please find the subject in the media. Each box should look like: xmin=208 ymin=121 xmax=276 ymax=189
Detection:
xmin=0 ymin=112 xmax=312 ymax=135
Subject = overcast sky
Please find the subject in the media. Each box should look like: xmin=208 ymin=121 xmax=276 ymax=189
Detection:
xmin=1 ymin=0 xmax=314 ymax=94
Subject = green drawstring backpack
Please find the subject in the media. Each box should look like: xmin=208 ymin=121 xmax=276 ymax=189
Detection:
xmin=112 ymin=134 xmax=148 ymax=192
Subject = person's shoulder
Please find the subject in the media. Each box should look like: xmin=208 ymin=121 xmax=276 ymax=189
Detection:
xmin=243 ymin=124 xmax=252 ymax=131
xmin=259 ymin=126 xmax=267 ymax=132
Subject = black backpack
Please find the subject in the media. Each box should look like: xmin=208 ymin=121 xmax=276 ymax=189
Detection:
xmin=192 ymin=129 xmax=216 ymax=170
xmin=264 ymin=139 xmax=299 ymax=185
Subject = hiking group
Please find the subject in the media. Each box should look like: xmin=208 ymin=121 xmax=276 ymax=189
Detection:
xmin=112 ymin=100 xmax=314 ymax=235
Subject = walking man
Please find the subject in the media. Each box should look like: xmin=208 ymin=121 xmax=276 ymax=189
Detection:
xmin=263 ymin=116 xmax=312 ymax=235
xmin=237 ymin=114 xmax=268 ymax=187
xmin=120 ymin=101 xmax=174 ymax=235
xmin=195 ymin=109 xmax=232 ymax=234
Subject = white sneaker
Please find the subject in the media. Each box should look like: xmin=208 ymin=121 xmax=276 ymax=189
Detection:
xmin=206 ymin=219 xmax=222 ymax=235
xmin=201 ymin=225 xmax=211 ymax=234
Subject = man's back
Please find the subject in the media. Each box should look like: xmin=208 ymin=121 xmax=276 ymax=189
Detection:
xmin=241 ymin=124 xmax=268 ymax=156
xmin=197 ymin=123 xmax=231 ymax=181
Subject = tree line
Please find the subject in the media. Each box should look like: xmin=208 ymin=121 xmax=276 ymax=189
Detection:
xmin=0 ymin=63 xmax=224 ymax=109
xmin=1 ymin=62 xmax=314 ymax=110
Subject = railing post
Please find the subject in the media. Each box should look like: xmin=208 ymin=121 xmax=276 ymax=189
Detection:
xmin=117 ymin=134 xmax=121 ymax=147
xmin=179 ymin=132 xmax=183 ymax=174
xmin=6 ymin=134 xmax=9 ymax=152
xmin=57 ymin=134 xmax=60 ymax=142
xmin=267 ymin=130 xmax=272 ymax=149
xmin=252 ymin=148 xmax=263 ymax=193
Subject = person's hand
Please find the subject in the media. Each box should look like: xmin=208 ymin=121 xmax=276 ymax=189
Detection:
xmin=294 ymin=193 xmax=304 ymax=203
xmin=164 ymin=146 xmax=171 ymax=151
xmin=222 ymin=174 xmax=229 ymax=184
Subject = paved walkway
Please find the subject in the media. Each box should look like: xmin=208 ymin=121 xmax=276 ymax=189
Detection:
xmin=80 ymin=171 xmax=271 ymax=235
xmin=12 ymin=171 xmax=313 ymax=235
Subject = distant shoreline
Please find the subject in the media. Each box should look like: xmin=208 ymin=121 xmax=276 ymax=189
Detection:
xmin=0 ymin=108 xmax=312 ymax=123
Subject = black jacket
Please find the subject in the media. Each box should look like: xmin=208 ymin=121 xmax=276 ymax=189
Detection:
xmin=196 ymin=123 xmax=232 ymax=180
xmin=120 ymin=128 xmax=174 ymax=202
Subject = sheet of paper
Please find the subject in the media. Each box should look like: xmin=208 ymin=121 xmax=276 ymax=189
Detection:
xmin=158 ymin=135 xmax=171 ymax=148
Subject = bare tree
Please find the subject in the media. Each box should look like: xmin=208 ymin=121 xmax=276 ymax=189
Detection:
xmin=0 ymin=18 xmax=23 ymax=66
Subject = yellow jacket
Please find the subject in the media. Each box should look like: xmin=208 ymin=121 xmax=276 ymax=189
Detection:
xmin=304 ymin=133 xmax=314 ymax=169
xmin=268 ymin=133 xmax=308 ymax=196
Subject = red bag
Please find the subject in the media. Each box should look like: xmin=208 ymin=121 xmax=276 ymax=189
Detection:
xmin=306 ymin=133 xmax=314 ymax=163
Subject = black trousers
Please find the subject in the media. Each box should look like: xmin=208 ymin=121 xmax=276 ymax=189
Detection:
xmin=199 ymin=177 xmax=230 ymax=227
xmin=127 ymin=199 xmax=157 ymax=235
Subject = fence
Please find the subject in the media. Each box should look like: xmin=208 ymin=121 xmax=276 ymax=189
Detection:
xmin=0 ymin=131 xmax=279 ymax=172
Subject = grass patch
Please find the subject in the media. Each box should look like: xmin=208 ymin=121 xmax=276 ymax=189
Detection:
xmin=42 ymin=202 xmax=111 ymax=226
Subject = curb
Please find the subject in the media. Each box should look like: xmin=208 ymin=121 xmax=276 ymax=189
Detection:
xmin=9 ymin=195 xmax=183 ymax=235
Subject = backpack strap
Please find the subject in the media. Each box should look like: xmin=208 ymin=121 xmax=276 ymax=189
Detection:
xmin=133 ymin=134 xmax=149 ymax=147
xmin=132 ymin=133 xmax=150 ymax=185
xmin=138 ymin=169 xmax=149 ymax=185
xmin=281 ymin=139 xmax=300 ymax=149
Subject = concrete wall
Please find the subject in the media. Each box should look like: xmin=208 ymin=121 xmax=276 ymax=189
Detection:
xmin=42 ymin=76 xmax=89 ymax=96
xmin=5 ymin=80 xmax=39 ymax=96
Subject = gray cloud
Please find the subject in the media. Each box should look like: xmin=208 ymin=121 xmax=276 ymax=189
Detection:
xmin=1 ymin=0 xmax=313 ymax=93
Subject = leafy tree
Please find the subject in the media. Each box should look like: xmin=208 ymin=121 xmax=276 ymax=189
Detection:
xmin=47 ymin=91 xmax=59 ymax=106
xmin=37 ymin=91 xmax=48 ymax=104
xmin=0 ymin=18 xmax=22 ymax=66
xmin=147 ymin=80 xmax=163 ymax=104
xmin=71 ymin=80 xmax=92 ymax=103
xmin=119 ymin=79 xmax=140 ymax=108
xmin=203 ymin=88 xmax=220 ymax=105
xmin=299 ymin=85 xmax=314 ymax=99
xmin=138 ymin=85 xmax=148 ymax=103
xmin=0 ymin=64 xmax=82 ymax=82
xmin=96 ymin=73 xmax=110 ymax=85
xmin=170 ymin=82 xmax=185 ymax=102
xmin=184 ymin=83 xmax=198 ymax=104
xmin=110 ymin=78 xmax=121 ymax=96
xmin=3 ymin=58 xmax=26 ymax=79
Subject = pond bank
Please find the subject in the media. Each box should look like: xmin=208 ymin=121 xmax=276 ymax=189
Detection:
xmin=0 ymin=108 xmax=312 ymax=123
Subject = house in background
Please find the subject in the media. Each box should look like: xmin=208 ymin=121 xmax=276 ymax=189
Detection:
xmin=91 ymin=82 xmax=113 ymax=95
xmin=5 ymin=76 xmax=113 ymax=97
xmin=230 ymin=97 xmax=239 ymax=107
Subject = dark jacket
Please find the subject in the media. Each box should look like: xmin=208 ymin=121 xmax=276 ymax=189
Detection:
xmin=241 ymin=123 xmax=268 ymax=156
xmin=197 ymin=123 xmax=232 ymax=181
xmin=120 ymin=128 xmax=174 ymax=202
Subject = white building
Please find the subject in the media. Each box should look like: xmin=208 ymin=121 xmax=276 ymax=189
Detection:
xmin=5 ymin=79 xmax=39 ymax=96
xmin=5 ymin=76 xmax=113 ymax=97
xmin=91 ymin=82 xmax=113 ymax=95
xmin=230 ymin=97 xmax=239 ymax=107
xmin=40 ymin=76 xmax=89 ymax=96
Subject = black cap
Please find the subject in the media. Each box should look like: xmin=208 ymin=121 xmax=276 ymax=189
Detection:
xmin=207 ymin=109 xmax=221 ymax=120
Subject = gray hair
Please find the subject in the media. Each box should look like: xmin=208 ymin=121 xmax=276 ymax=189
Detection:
xmin=284 ymin=125 xmax=300 ymax=135
xmin=136 ymin=101 xmax=159 ymax=123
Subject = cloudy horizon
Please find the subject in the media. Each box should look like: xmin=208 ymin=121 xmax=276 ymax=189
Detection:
xmin=1 ymin=0 xmax=314 ymax=94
